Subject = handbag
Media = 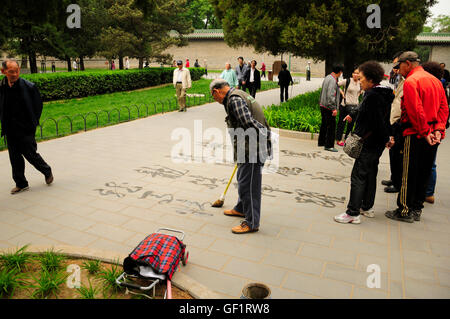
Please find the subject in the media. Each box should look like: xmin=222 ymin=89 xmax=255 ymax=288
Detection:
xmin=343 ymin=131 xmax=371 ymax=159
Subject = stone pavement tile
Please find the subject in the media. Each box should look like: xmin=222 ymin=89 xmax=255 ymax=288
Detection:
xmin=86 ymin=198 xmax=129 ymax=213
xmin=117 ymin=206 xmax=164 ymax=222
xmin=7 ymin=232 xmax=61 ymax=247
xmin=282 ymin=271 xmax=353 ymax=299
xmin=437 ymin=270 xmax=450 ymax=287
xmin=352 ymin=287 xmax=389 ymax=299
xmin=0 ymin=241 xmax=11 ymax=249
xmin=404 ymin=279 xmax=450 ymax=298
xmin=268 ymin=286 xmax=319 ymax=299
xmin=310 ymin=222 xmax=362 ymax=241
xmin=0 ymin=224 xmax=26 ymax=241
xmin=278 ymin=228 xmax=332 ymax=247
xmin=389 ymin=249 xmax=404 ymax=283
xmin=123 ymin=233 xmax=147 ymax=248
xmin=182 ymin=232 xmax=216 ymax=250
xmin=422 ymin=212 xmax=449 ymax=225
xmin=361 ymin=231 xmax=388 ymax=245
xmin=0 ymin=197 xmax=35 ymax=211
xmin=22 ymin=204 xmax=65 ymax=221
xmin=263 ymin=214 xmax=311 ymax=231
xmin=402 ymin=249 xmax=450 ymax=271
xmin=401 ymin=236 xmax=431 ymax=253
xmin=51 ymin=201 xmax=97 ymax=217
xmin=389 ymin=280 xmax=404 ymax=299
xmin=243 ymin=235 xmax=301 ymax=254
xmin=182 ymin=263 xmax=247 ymax=297
xmin=85 ymin=224 xmax=135 ymax=243
xmin=331 ymin=238 xmax=389 ymax=258
xmin=299 ymin=243 xmax=357 ymax=267
xmin=222 ymin=257 xmax=287 ymax=286
xmin=0 ymin=209 xmax=30 ymax=225
xmin=87 ymin=210 xmax=130 ymax=227
xmin=262 ymin=251 xmax=324 ymax=276
xmin=198 ymin=223 xmax=238 ymax=240
xmin=324 ymin=262 xmax=388 ymax=291
xmin=157 ymin=214 xmax=206 ymax=233
xmin=16 ymin=217 xmax=61 ymax=236
xmin=356 ymin=254 xmax=389 ymax=274
xmin=87 ymin=239 xmax=133 ymax=257
xmin=52 ymin=214 xmax=98 ymax=231
xmin=47 ymin=228 xmax=99 ymax=247
xmin=121 ymin=219 xmax=165 ymax=234
xmin=403 ymin=262 xmax=438 ymax=284
xmin=424 ymin=220 xmax=450 ymax=234
xmin=209 ymin=240 xmax=268 ymax=263
xmin=188 ymin=246 xmax=231 ymax=271
xmin=430 ymin=242 xmax=450 ymax=258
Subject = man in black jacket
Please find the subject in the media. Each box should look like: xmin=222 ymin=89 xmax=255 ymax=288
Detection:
xmin=244 ymin=60 xmax=261 ymax=98
xmin=0 ymin=59 xmax=53 ymax=194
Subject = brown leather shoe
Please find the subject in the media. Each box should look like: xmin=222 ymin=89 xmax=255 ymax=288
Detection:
xmin=224 ymin=209 xmax=245 ymax=217
xmin=231 ymin=221 xmax=258 ymax=234
xmin=45 ymin=174 xmax=54 ymax=185
xmin=425 ymin=196 xmax=434 ymax=204
xmin=11 ymin=186 xmax=29 ymax=195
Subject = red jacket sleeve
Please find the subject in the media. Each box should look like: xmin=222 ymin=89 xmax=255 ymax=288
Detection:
xmin=434 ymin=87 xmax=449 ymax=139
xmin=402 ymin=80 xmax=431 ymax=138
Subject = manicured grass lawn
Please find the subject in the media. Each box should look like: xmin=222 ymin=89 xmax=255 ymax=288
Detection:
xmin=0 ymin=78 xmax=279 ymax=149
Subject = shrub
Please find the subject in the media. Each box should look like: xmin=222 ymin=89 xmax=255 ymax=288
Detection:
xmin=0 ymin=67 xmax=205 ymax=102
xmin=264 ymin=89 xmax=322 ymax=133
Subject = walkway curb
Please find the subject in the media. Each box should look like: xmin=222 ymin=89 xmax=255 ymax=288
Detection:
xmin=277 ymin=128 xmax=319 ymax=141
xmin=0 ymin=245 xmax=221 ymax=299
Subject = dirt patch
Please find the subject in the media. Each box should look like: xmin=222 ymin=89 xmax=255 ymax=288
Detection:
xmin=8 ymin=257 xmax=193 ymax=299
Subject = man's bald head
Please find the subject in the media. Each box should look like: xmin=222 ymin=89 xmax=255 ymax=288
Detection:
xmin=1 ymin=59 xmax=20 ymax=70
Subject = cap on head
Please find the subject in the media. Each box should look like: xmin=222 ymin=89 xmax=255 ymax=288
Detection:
xmin=392 ymin=51 xmax=420 ymax=69
xmin=176 ymin=60 xmax=183 ymax=65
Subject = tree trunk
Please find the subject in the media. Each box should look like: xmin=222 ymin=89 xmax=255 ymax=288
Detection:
xmin=79 ymin=56 xmax=85 ymax=71
xmin=29 ymin=52 xmax=38 ymax=74
xmin=138 ymin=57 xmax=144 ymax=69
xmin=119 ymin=55 xmax=124 ymax=70
xmin=21 ymin=56 xmax=28 ymax=69
xmin=66 ymin=56 xmax=72 ymax=72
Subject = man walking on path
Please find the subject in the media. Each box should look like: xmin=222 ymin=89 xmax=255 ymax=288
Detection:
xmin=210 ymin=79 xmax=272 ymax=234
xmin=173 ymin=60 xmax=192 ymax=112
xmin=318 ymin=64 xmax=343 ymax=152
xmin=235 ymin=57 xmax=249 ymax=92
xmin=0 ymin=59 xmax=53 ymax=194
xmin=220 ymin=62 xmax=238 ymax=88
xmin=385 ymin=51 xmax=448 ymax=223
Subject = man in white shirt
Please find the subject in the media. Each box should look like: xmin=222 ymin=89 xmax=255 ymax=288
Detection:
xmin=125 ymin=57 xmax=130 ymax=70
xmin=173 ymin=60 xmax=192 ymax=112
xmin=73 ymin=60 xmax=77 ymax=71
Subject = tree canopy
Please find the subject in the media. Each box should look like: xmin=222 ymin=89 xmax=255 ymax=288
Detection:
xmin=211 ymin=0 xmax=437 ymax=76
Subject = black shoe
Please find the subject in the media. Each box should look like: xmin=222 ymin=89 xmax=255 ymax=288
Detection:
xmin=324 ymin=147 xmax=338 ymax=152
xmin=381 ymin=180 xmax=393 ymax=186
xmin=411 ymin=210 xmax=422 ymax=221
xmin=385 ymin=210 xmax=414 ymax=223
xmin=45 ymin=173 xmax=54 ymax=185
xmin=384 ymin=185 xmax=399 ymax=193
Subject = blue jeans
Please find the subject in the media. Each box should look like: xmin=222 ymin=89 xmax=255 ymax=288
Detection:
xmin=425 ymin=154 xmax=437 ymax=197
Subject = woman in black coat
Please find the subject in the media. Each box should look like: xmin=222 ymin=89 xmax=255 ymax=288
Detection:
xmin=334 ymin=61 xmax=394 ymax=224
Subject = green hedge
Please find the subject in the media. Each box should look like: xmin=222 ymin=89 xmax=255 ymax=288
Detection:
xmin=0 ymin=67 xmax=205 ymax=102
xmin=264 ymin=89 xmax=322 ymax=133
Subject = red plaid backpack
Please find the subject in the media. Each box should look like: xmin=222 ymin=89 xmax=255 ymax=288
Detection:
xmin=123 ymin=233 xmax=186 ymax=280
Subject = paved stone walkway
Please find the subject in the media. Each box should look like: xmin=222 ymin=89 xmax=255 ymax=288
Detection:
xmin=0 ymin=79 xmax=449 ymax=299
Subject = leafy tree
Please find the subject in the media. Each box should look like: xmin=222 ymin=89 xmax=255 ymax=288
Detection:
xmin=430 ymin=14 xmax=450 ymax=33
xmin=211 ymin=0 xmax=436 ymax=76
xmin=184 ymin=0 xmax=222 ymax=29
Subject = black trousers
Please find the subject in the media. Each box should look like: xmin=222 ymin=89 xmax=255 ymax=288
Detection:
xmin=6 ymin=134 xmax=52 ymax=188
xmin=389 ymin=123 xmax=404 ymax=189
xmin=336 ymin=105 xmax=355 ymax=141
xmin=280 ymin=84 xmax=289 ymax=102
xmin=238 ymin=80 xmax=247 ymax=92
xmin=247 ymin=82 xmax=257 ymax=98
xmin=233 ymin=162 xmax=263 ymax=229
xmin=347 ymin=146 xmax=384 ymax=216
xmin=318 ymin=107 xmax=336 ymax=148
xmin=396 ymin=135 xmax=438 ymax=215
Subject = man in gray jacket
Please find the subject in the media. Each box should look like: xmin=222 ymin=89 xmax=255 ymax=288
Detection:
xmin=318 ymin=64 xmax=343 ymax=152
xmin=235 ymin=57 xmax=249 ymax=92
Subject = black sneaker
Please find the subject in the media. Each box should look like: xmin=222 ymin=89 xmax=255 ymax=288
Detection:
xmin=385 ymin=210 xmax=414 ymax=223
xmin=381 ymin=180 xmax=393 ymax=186
xmin=384 ymin=185 xmax=399 ymax=193
xmin=411 ymin=210 xmax=422 ymax=221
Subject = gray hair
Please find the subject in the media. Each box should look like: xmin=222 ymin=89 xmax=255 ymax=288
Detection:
xmin=210 ymin=78 xmax=230 ymax=92
xmin=1 ymin=59 xmax=20 ymax=69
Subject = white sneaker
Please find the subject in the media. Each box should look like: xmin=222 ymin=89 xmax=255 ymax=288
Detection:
xmin=334 ymin=213 xmax=361 ymax=224
xmin=360 ymin=208 xmax=375 ymax=218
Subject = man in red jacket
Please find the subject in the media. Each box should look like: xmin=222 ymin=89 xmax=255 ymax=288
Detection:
xmin=385 ymin=52 xmax=448 ymax=223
